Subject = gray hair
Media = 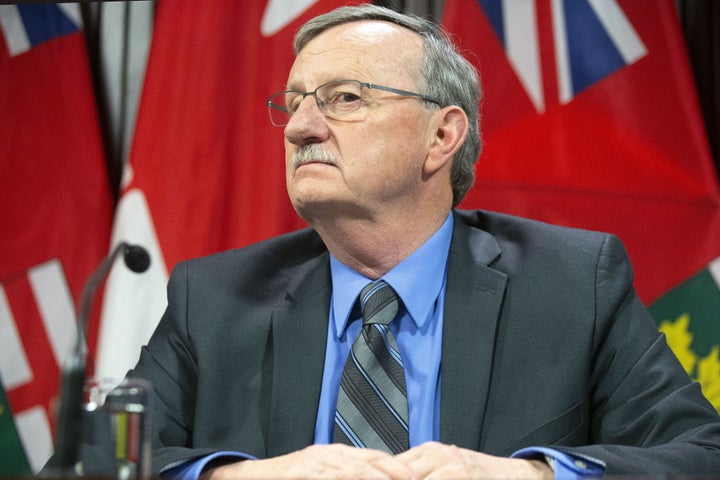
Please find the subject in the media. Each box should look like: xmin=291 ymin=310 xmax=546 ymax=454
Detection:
xmin=294 ymin=4 xmax=482 ymax=206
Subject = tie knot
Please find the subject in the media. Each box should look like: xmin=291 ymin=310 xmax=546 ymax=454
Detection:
xmin=360 ymin=280 xmax=399 ymax=326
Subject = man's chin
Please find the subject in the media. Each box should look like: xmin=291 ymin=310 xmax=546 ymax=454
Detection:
xmin=291 ymin=196 xmax=364 ymax=225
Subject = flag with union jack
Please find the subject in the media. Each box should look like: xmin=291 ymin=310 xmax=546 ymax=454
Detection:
xmin=0 ymin=4 xmax=112 ymax=473
xmin=444 ymin=0 xmax=720 ymax=409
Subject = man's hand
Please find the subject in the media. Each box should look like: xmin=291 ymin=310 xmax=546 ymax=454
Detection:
xmin=395 ymin=442 xmax=554 ymax=480
xmin=200 ymin=444 xmax=418 ymax=480
xmin=201 ymin=442 xmax=553 ymax=480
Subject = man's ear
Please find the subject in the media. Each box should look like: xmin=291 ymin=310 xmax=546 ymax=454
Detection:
xmin=424 ymin=105 xmax=469 ymax=176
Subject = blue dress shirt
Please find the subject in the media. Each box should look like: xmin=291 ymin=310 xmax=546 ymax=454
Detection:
xmin=313 ymin=211 xmax=452 ymax=445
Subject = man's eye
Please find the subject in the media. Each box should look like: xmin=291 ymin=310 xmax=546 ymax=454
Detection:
xmin=327 ymin=91 xmax=361 ymax=104
xmin=287 ymin=97 xmax=302 ymax=113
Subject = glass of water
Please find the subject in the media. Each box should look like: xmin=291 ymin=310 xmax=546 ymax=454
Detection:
xmin=78 ymin=377 xmax=153 ymax=480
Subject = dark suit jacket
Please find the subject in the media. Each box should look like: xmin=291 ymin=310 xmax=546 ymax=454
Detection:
xmin=130 ymin=209 xmax=720 ymax=475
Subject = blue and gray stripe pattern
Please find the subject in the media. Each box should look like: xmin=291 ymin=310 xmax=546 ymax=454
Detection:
xmin=334 ymin=280 xmax=409 ymax=453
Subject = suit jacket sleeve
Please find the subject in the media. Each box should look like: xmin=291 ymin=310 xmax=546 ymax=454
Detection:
xmin=128 ymin=229 xmax=330 ymax=475
xmin=445 ymin=211 xmax=720 ymax=475
xmin=128 ymin=252 xmax=280 ymax=474
xmin=128 ymin=260 xmax=219 ymax=474
xmin=549 ymin=234 xmax=720 ymax=474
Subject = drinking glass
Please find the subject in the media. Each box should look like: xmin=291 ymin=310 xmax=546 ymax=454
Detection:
xmin=76 ymin=377 xmax=152 ymax=480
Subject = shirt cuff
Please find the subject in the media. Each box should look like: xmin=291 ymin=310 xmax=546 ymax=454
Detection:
xmin=512 ymin=447 xmax=605 ymax=480
xmin=160 ymin=451 xmax=256 ymax=480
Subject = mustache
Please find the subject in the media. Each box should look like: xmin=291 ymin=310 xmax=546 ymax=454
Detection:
xmin=291 ymin=145 xmax=337 ymax=169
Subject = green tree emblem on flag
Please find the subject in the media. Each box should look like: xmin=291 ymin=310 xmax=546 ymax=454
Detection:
xmin=658 ymin=314 xmax=720 ymax=410
xmin=650 ymin=262 xmax=720 ymax=413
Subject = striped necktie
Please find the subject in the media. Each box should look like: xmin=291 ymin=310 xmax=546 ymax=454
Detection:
xmin=333 ymin=280 xmax=409 ymax=453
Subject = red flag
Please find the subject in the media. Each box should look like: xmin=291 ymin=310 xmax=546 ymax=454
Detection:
xmin=0 ymin=4 xmax=112 ymax=473
xmin=443 ymin=0 xmax=720 ymax=303
xmin=97 ymin=0 xmax=365 ymax=381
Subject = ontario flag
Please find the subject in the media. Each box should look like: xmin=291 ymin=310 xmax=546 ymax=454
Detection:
xmin=96 ymin=0 xmax=364 ymax=382
xmin=0 ymin=4 xmax=112 ymax=474
xmin=443 ymin=0 xmax=720 ymax=410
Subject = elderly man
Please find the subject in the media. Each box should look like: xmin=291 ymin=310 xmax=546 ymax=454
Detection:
xmin=130 ymin=5 xmax=720 ymax=479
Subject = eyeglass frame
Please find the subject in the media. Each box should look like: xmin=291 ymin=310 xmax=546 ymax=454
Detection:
xmin=265 ymin=79 xmax=444 ymax=127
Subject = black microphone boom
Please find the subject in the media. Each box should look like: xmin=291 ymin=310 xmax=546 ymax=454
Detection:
xmin=53 ymin=242 xmax=150 ymax=473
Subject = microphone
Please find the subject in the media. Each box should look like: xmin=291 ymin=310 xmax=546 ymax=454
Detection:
xmin=53 ymin=242 xmax=150 ymax=473
xmin=122 ymin=244 xmax=151 ymax=274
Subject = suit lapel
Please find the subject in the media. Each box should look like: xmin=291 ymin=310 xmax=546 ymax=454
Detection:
xmin=440 ymin=213 xmax=507 ymax=450
xmin=267 ymin=250 xmax=331 ymax=457
xmin=263 ymin=214 xmax=508 ymax=454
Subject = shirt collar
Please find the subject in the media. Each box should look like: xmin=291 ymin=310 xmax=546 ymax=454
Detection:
xmin=330 ymin=212 xmax=454 ymax=334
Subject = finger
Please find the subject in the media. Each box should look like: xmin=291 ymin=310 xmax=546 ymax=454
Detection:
xmin=372 ymin=454 xmax=423 ymax=480
xmin=396 ymin=442 xmax=457 ymax=468
xmin=281 ymin=445 xmax=397 ymax=480
xmin=394 ymin=444 xmax=446 ymax=478
xmin=422 ymin=463 xmax=471 ymax=480
xmin=327 ymin=444 xmax=398 ymax=463
xmin=395 ymin=441 xmax=443 ymax=462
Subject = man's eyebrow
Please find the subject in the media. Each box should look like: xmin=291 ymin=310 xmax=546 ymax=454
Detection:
xmin=284 ymin=82 xmax=307 ymax=92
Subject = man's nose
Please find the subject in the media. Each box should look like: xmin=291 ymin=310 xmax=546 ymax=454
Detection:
xmin=284 ymin=96 xmax=329 ymax=146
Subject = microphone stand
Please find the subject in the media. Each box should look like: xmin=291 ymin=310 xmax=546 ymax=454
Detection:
xmin=53 ymin=242 xmax=150 ymax=474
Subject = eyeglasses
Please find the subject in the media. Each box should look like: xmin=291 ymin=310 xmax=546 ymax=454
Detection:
xmin=266 ymin=79 xmax=443 ymax=127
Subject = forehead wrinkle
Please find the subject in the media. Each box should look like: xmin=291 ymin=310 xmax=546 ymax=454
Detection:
xmin=288 ymin=20 xmax=423 ymax=91
xmin=288 ymin=44 xmax=377 ymax=91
